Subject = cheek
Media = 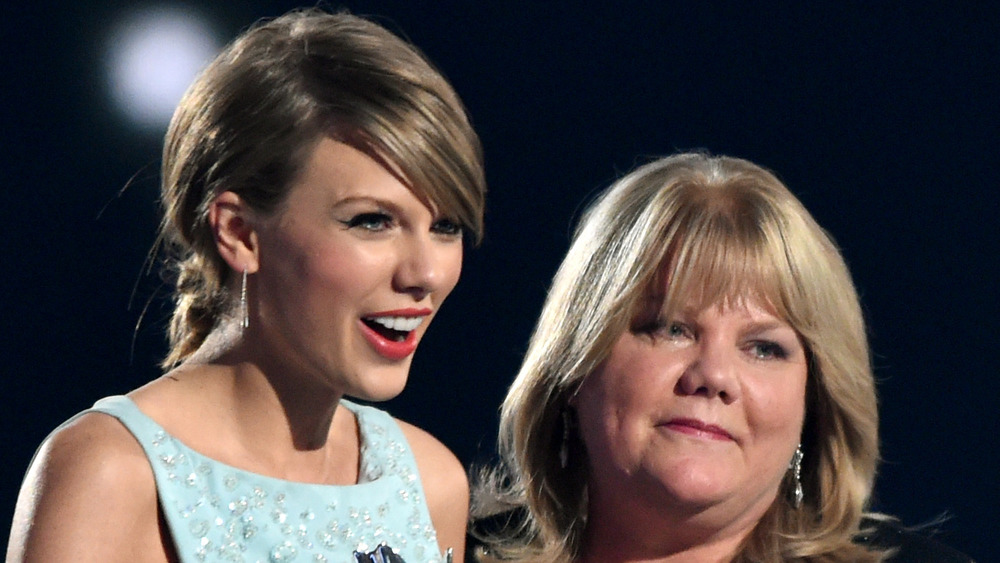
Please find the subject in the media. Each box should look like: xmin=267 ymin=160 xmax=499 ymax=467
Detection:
xmin=438 ymin=247 xmax=464 ymax=297
xmin=301 ymin=240 xmax=388 ymax=284
xmin=265 ymin=243 xmax=382 ymax=315
xmin=574 ymin=382 xmax=622 ymax=476
xmin=592 ymin=339 xmax=675 ymax=416
xmin=575 ymin=351 xmax=656 ymax=467
xmin=744 ymin=368 xmax=808 ymax=437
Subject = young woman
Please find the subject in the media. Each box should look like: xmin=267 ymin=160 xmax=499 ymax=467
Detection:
xmin=9 ymin=9 xmax=485 ymax=563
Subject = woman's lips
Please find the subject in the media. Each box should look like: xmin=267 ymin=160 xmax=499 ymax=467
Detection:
xmin=662 ymin=418 xmax=734 ymax=441
xmin=359 ymin=308 xmax=431 ymax=361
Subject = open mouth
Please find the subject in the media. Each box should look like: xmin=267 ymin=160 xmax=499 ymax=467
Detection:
xmin=362 ymin=316 xmax=423 ymax=342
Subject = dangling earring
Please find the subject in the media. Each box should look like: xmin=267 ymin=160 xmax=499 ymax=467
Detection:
xmin=559 ymin=409 xmax=572 ymax=469
xmin=789 ymin=443 xmax=804 ymax=508
xmin=240 ymin=268 xmax=249 ymax=330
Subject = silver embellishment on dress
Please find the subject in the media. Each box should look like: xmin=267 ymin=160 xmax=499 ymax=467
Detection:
xmin=190 ymin=519 xmax=210 ymax=537
xmin=229 ymin=496 xmax=249 ymax=516
xmin=242 ymin=515 xmax=258 ymax=539
xmin=272 ymin=508 xmax=288 ymax=524
xmin=269 ymin=540 xmax=298 ymax=561
xmin=353 ymin=543 xmax=405 ymax=563
xmin=143 ymin=403 xmax=445 ymax=562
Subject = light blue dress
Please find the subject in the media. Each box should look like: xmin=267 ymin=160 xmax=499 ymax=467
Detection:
xmin=74 ymin=396 xmax=447 ymax=563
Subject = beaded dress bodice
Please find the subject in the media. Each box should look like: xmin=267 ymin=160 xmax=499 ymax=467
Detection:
xmin=84 ymin=396 xmax=445 ymax=563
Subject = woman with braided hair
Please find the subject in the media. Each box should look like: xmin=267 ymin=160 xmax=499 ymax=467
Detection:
xmin=9 ymin=8 xmax=485 ymax=563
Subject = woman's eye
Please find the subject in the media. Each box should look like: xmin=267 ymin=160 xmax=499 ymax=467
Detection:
xmin=749 ymin=341 xmax=788 ymax=360
xmin=343 ymin=212 xmax=393 ymax=231
xmin=636 ymin=319 xmax=688 ymax=339
xmin=661 ymin=322 xmax=693 ymax=341
xmin=432 ymin=218 xmax=463 ymax=237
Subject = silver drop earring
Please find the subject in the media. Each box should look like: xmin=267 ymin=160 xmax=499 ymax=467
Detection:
xmin=559 ymin=410 xmax=572 ymax=469
xmin=240 ymin=268 xmax=249 ymax=330
xmin=789 ymin=443 xmax=804 ymax=508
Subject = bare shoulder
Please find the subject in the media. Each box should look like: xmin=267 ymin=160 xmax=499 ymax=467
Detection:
xmin=7 ymin=412 xmax=165 ymax=562
xmin=20 ymin=411 xmax=155 ymax=509
xmin=396 ymin=418 xmax=470 ymax=561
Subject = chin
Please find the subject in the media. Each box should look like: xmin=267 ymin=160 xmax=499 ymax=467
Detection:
xmin=664 ymin=487 xmax=735 ymax=510
xmin=645 ymin=465 xmax=737 ymax=507
xmin=349 ymin=375 xmax=410 ymax=403
xmin=359 ymin=388 xmax=406 ymax=403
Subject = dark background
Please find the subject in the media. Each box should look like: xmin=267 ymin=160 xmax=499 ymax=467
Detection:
xmin=3 ymin=2 xmax=997 ymax=560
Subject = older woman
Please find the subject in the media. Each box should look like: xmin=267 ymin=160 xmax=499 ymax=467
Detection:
xmin=9 ymin=8 xmax=484 ymax=563
xmin=472 ymin=153 xmax=970 ymax=562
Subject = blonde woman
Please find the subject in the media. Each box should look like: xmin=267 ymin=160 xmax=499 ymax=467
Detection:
xmin=472 ymin=153 xmax=970 ymax=562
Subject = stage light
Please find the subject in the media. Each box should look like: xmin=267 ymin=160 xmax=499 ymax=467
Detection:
xmin=106 ymin=5 xmax=220 ymax=132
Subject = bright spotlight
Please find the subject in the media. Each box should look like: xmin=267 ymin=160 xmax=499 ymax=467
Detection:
xmin=106 ymin=6 xmax=220 ymax=131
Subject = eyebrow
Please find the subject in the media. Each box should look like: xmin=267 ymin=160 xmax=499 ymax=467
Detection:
xmin=329 ymin=195 xmax=450 ymax=225
xmin=327 ymin=196 xmax=407 ymax=219
xmin=331 ymin=195 xmax=394 ymax=208
xmin=740 ymin=320 xmax=795 ymax=335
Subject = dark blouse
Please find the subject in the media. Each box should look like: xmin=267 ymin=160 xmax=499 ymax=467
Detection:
xmin=466 ymin=514 xmax=974 ymax=562
xmin=859 ymin=518 xmax=974 ymax=562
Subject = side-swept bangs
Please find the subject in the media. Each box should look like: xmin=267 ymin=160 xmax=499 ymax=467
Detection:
xmin=652 ymin=174 xmax=818 ymax=333
xmin=487 ymin=152 xmax=880 ymax=562
xmin=287 ymin=12 xmax=486 ymax=242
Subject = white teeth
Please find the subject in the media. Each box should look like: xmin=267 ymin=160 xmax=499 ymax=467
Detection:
xmin=367 ymin=316 xmax=424 ymax=332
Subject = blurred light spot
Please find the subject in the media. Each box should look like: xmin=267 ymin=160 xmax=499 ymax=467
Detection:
xmin=106 ymin=6 xmax=220 ymax=131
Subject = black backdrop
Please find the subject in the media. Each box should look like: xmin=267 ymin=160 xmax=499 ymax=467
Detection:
xmin=3 ymin=2 xmax=997 ymax=560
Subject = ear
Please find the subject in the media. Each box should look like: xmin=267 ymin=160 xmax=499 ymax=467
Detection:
xmin=209 ymin=191 xmax=260 ymax=275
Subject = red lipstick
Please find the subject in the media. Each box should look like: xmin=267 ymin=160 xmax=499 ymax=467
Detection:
xmin=368 ymin=308 xmax=432 ymax=317
xmin=358 ymin=308 xmax=433 ymax=361
xmin=360 ymin=321 xmax=420 ymax=360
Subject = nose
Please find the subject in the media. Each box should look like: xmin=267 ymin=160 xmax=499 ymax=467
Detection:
xmin=392 ymin=234 xmax=459 ymax=301
xmin=676 ymin=338 xmax=740 ymax=404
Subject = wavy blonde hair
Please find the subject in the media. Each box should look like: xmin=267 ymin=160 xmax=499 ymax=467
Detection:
xmin=475 ymin=153 xmax=884 ymax=562
xmin=159 ymin=9 xmax=486 ymax=367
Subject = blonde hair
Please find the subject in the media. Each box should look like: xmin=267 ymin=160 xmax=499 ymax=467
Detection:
xmin=476 ymin=153 xmax=883 ymax=562
xmin=159 ymin=9 xmax=486 ymax=367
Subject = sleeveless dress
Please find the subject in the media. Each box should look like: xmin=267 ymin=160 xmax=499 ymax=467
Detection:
xmin=78 ymin=396 xmax=447 ymax=563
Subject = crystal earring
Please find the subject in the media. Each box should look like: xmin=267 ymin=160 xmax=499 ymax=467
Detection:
xmin=789 ymin=443 xmax=804 ymax=508
xmin=559 ymin=409 xmax=572 ymax=469
xmin=240 ymin=268 xmax=249 ymax=330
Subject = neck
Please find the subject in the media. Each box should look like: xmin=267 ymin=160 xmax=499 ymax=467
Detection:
xmin=577 ymin=521 xmax=743 ymax=563
xmin=230 ymin=358 xmax=343 ymax=451
xmin=576 ymin=490 xmax=765 ymax=563
xmin=174 ymin=324 xmax=359 ymax=483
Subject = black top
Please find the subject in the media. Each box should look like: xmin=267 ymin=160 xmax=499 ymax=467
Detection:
xmin=466 ymin=513 xmax=974 ymax=562
xmin=859 ymin=518 xmax=974 ymax=562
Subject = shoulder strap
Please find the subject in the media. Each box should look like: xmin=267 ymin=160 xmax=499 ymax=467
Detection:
xmin=89 ymin=395 xmax=170 ymax=458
